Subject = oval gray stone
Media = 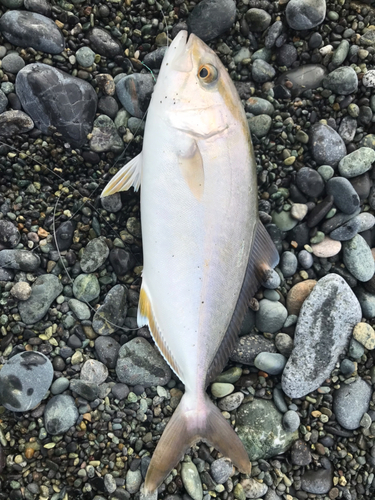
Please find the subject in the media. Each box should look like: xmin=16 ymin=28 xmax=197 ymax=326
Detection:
xmin=309 ymin=123 xmax=347 ymax=167
xmin=333 ymin=377 xmax=372 ymax=430
xmin=323 ymin=66 xmax=358 ymax=96
xmin=44 ymin=395 xmax=79 ymax=435
xmin=80 ymin=237 xmax=109 ymax=273
xmin=230 ymin=333 xmax=277 ymax=365
xmin=286 ymin=0 xmax=326 ymax=30
xmin=343 ymin=235 xmax=375 ymax=282
xmin=255 ymin=299 xmax=288 ymax=334
xmin=0 ymin=249 xmax=40 ymax=271
xmin=19 ymin=274 xmax=63 ymax=324
xmin=73 ymin=274 xmax=100 ymax=302
xmin=282 ymin=274 xmax=362 ymax=399
xmin=338 ymin=147 xmax=375 ymax=178
xmin=0 ymin=351 xmax=53 ymax=412
xmin=92 ymin=284 xmax=127 ymax=335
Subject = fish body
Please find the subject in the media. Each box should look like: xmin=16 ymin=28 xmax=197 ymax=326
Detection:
xmin=102 ymin=30 xmax=279 ymax=493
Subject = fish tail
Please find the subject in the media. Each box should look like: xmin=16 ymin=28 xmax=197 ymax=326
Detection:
xmin=144 ymin=390 xmax=251 ymax=494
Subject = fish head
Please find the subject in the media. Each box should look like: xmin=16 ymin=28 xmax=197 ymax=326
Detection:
xmin=152 ymin=30 xmax=247 ymax=139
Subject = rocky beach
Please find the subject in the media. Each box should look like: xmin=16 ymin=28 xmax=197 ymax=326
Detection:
xmin=1 ymin=0 xmax=375 ymax=499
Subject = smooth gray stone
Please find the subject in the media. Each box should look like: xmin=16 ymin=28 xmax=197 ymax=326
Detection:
xmin=95 ymin=336 xmax=121 ymax=369
xmin=343 ymin=235 xmax=375 ymax=282
xmin=338 ymin=147 xmax=375 ymax=178
xmin=16 ymin=63 xmax=97 ymax=147
xmin=326 ymin=177 xmax=360 ymax=215
xmin=356 ymin=213 xmax=375 ymax=232
xmin=187 ymin=0 xmax=236 ymax=42
xmin=19 ymin=274 xmax=63 ymax=324
xmin=44 ymin=395 xmax=79 ymax=435
xmin=333 ymin=377 xmax=372 ymax=430
xmin=92 ymin=284 xmax=127 ymax=335
xmin=0 ymin=11 xmax=64 ymax=54
xmin=80 ymin=237 xmax=109 ymax=273
xmin=301 ymin=468 xmax=332 ymax=495
xmin=230 ymin=333 xmax=277 ymax=365
xmin=116 ymin=337 xmax=171 ymax=387
xmin=116 ymin=73 xmax=154 ymax=119
xmin=0 ymin=110 xmax=34 ymax=136
xmin=286 ymin=0 xmax=326 ymax=30
xmin=330 ymin=218 xmax=360 ymax=241
xmin=282 ymin=274 xmax=362 ymax=398
xmin=255 ymin=299 xmax=288 ymax=334
xmin=323 ymin=66 xmax=358 ymax=95
xmin=309 ymin=123 xmax=347 ymax=167
xmin=0 ymin=249 xmax=40 ymax=271
xmin=0 ymin=352 xmax=53 ymax=412
xmin=276 ymin=65 xmax=327 ymax=97
xmin=86 ymin=27 xmax=122 ymax=57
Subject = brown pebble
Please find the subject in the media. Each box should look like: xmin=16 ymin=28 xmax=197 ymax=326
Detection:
xmin=25 ymin=447 xmax=35 ymax=459
xmin=315 ymin=443 xmax=326 ymax=455
xmin=329 ymin=487 xmax=340 ymax=499
xmin=286 ymin=279 xmax=317 ymax=315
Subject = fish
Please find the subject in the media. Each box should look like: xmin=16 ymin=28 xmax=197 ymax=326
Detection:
xmin=101 ymin=30 xmax=279 ymax=494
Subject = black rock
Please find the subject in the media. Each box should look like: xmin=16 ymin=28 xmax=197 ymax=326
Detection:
xmin=55 ymin=221 xmax=75 ymax=251
xmin=97 ymin=96 xmax=119 ymax=119
xmin=349 ymin=172 xmax=372 ymax=201
xmin=0 ymin=221 xmax=20 ymax=248
xmin=87 ymin=27 xmax=122 ymax=58
xmin=301 ymin=468 xmax=332 ymax=495
xmin=92 ymin=284 xmax=128 ymax=336
xmin=287 ymin=222 xmax=310 ymax=248
xmin=309 ymin=32 xmax=322 ymax=49
xmin=307 ymin=195 xmax=334 ymax=228
xmin=7 ymin=93 xmax=21 ymax=111
xmin=0 ymin=110 xmax=34 ymax=137
xmin=330 ymin=218 xmax=361 ymax=241
xmin=291 ymin=440 xmax=312 ymax=466
xmin=116 ymin=74 xmax=155 ymax=119
xmin=309 ymin=123 xmax=347 ymax=167
xmin=109 ymin=248 xmax=136 ymax=276
xmin=296 ymin=167 xmax=325 ymax=198
xmin=0 ymin=11 xmax=64 ymax=55
xmin=70 ymin=379 xmax=99 ymax=402
xmin=0 ymin=249 xmax=40 ymax=271
xmin=245 ymin=8 xmax=271 ymax=32
xmin=265 ymin=21 xmax=283 ymax=49
xmin=276 ymin=44 xmax=298 ymax=67
xmin=143 ymin=47 xmax=167 ymax=69
xmin=24 ymin=0 xmax=52 ymax=17
xmin=326 ymin=177 xmax=361 ymax=215
xmin=16 ymin=63 xmax=97 ymax=147
xmin=187 ymin=0 xmax=236 ymax=42
xmin=358 ymin=106 xmax=373 ymax=127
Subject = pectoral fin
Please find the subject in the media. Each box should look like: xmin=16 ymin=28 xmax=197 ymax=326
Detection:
xmin=206 ymin=220 xmax=280 ymax=385
xmin=101 ymin=152 xmax=142 ymax=197
xmin=178 ymin=141 xmax=204 ymax=201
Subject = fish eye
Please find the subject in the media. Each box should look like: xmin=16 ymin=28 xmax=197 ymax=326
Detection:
xmin=198 ymin=64 xmax=218 ymax=84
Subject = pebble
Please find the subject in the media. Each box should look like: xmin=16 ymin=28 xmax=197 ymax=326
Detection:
xmin=245 ymin=97 xmax=274 ymax=116
xmin=277 ymin=64 xmax=327 ymax=97
xmin=92 ymin=284 xmax=127 ymax=335
xmin=16 ymin=63 xmax=97 ymax=147
xmin=211 ymin=382 xmax=234 ymax=398
xmin=210 ymin=458 xmax=233 ymax=484
xmin=275 ymin=333 xmax=294 ymax=357
xmin=143 ymin=47 xmax=167 ymax=69
xmin=343 ymin=235 xmax=374 ymax=282
xmin=338 ymin=147 xmax=375 ymax=178
xmin=241 ymin=478 xmax=268 ymax=498
xmin=309 ymin=123 xmax=347 ymax=166
xmin=0 ymin=11 xmax=64 ymax=54
xmin=55 ymin=221 xmax=75 ymax=251
xmin=0 ymin=110 xmax=34 ymax=136
xmin=116 ymin=74 xmax=155 ymax=119
xmin=330 ymin=218 xmax=360 ymax=241
xmin=101 ymin=193 xmax=122 ymax=214
xmin=353 ymin=322 xmax=375 ymax=350
xmin=218 ymin=392 xmax=244 ymax=411
xmin=181 ymin=460 xmax=203 ymax=500
xmin=10 ymin=281 xmax=31 ymax=301
xmin=286 ymin=0 xmax=326 ymax=30
xmin=237 ymin=399 xmax=298 ymax=460
xmin=282 ymin=274 xmax=362 ymax=398
xmin=111 ymin=383 xmax=130 ymax=400
xmin=280 ymin=251 xmax=298 ymax=277
xmin=246 ymin=8 xmax=271 ymax=32
xmin=214 ymin=366 xmax=242 ymax=384
xmin=276 ymin=44 xmax=298 ymax=67
xmin=19 ymin=274 xmax=63 ymax=324
xmin=291 ymin=439 xmax=312 ymax=466
xmin=333 ymin=377 xmax=372 ymax=430
xmin=291 ymin=203 xmax=308 ymax=221
xmin=68 ymin=298 xmax=91 ymax=321
xmin=326 ymin=177 xmax=360 ymax=215
xmin=50 ymin=377 xmax=70 ymax=395
xmin=338 ymin=115 xmax=357 ymax=143
xmin=70 ymin=379 xmax=99 ymax=401
xmin=254 ymin=352 xmax=287 ymax=375
xmin=252 ymin=59 xmax=276 ymax=83
xmin=187 ymin=0 xmax=236 ymax=42
xmin=255 ymin=299 xmax=288 ymax=334
xmin=73 ymin=274 xmax=100 ymax=302
xmin=90 ymin=115 xmax=124 ymax=153
xmin=272 ymin=210 xmax=298 ymax=231
xmin=262 ymin=268 xmax=281 ymax=289
xmin=349 ymin=337 xmax=365 ymax=359
xmin=81 ymin=359 xmax=109 ymax=385
xmin=0 ymin=351 xmax=53 ymax=412
xmin=0 ymin=89 xmax=7 ymax=113
xmin=248 ymin=114 xmax=272 ymax=138
xmin=86 ymin=27 xmax=122 ymax=57
xmin=75 ymin=46 xmax=96 ymax=68
xmin=2 ymin=53 xmax=25 ymax=74
xmin=116 ymin=337 xmax=171 ymax=387
xmin=282 ymin=410 xmax=300 ymax=432
xmin=95 ymin=336 xmax=121 ymax=369
xmin=301 ymin=468 xmax=332 ymax=495
xmin=298 ymin=250 xmax=313 ymax=269
xmin=230 ymin=333 xmax=277 ymax=365
xmin=126 ymin=469 xmax=142 ymax=494
xmin=340 ymin=359 xmax=355 ymax=376
xmin=24 ymin=0 xmax=51 ymax=16
xmin=321 ymin=208 xmax=361 ymax=234
xmin=286 ymin=280 xmax=317 ymax=316
xmin=0 ymin=249 xmax=39 ymax=271
xmin=363 ymin=69 xmax=375 ymax=87
xmin=80 ymin=237 xmax=109 ymax=273
xmin=323 ymin=66 xmax=358 ymax=95
xmin=44 ymin=395 xmax=79 ymax=435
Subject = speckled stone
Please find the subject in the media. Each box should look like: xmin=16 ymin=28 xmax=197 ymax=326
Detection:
xmin=353 ymin=322 xmax=375 ymax=350
xmin=333 ymin=378 xmax=372 ymax=430
xmin=343 ymin=235 xmax=375 ymax=282
xmin=19 ymin=274 xmax=63 ymax=324
xmin=44 ymin=395 xmax=79 ymax=435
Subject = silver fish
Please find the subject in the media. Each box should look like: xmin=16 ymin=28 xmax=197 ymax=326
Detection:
xmin=102 ymin=30 xmax=279 ymax=494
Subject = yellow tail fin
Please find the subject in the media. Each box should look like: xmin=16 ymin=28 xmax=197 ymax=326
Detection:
xmin=144 ymin=391 xmax=251 ymax=494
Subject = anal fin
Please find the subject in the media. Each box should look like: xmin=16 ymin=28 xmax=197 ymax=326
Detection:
xmin=101 ymin=152 xmax=142 ymax=197
xmin=138 ymin=284 xmax=182 ymax=379
xmin=206 ymin=220 xmax=279 ymax=385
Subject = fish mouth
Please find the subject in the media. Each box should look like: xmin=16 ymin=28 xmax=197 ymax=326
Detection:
xmin=169 ymin=30 xmax=194 ymax=72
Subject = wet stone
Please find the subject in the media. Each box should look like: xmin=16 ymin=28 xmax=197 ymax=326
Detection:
xmin=248 ymin=114 xmax=272 ymax=138
xmin=75 ymin=46 xmax=96 ymax=68
xmin=55 ymin=221 xmax=75 ymax=251
xmin=282 ymin=274 xmax=362 ymax=398
xmin=109 ymin=247 xmax=136 ymax=276
xmin=343 ymin=235 xmax=374 ymax=282
xmin=237 ymin=399 xmax=298 ymax=460
xmin=70 ymin=379 xmax=99 ymax=402
xmin=44 ymin=395 xmax=79 ymax=435
xmin=16 ymin=63 xmax=97 ymax=147
xmin=245 ymin=97 xmax=274 ymax=116
xmin=276 ymin=65 xmax=327 ymax=97
xmin=0 ymin=11 xmax=64 ymax=54
xmin=255 ymin=299 xmax=288 ymax=334
xmin=326 ymin=177 xmax=360 ymax=215
xmin=280 ymin=251 xmax=298 ymax=278
xmin=2 ymin=53 xmax=25 ymax=74
xmin=245 ymin=8 xmax=271 ymax=32
xmin=95 ymin=336 xmax=121 ymax=369
xmin=0 ymin=352 xmax=53 ymax=412
xmin=254 ymin=352 xmax=287 ymax=375
xmin=73 ymin=274 xmax=100 ymax=302
xmin=301 ymin=468 xmax=332 ymax=495
xmin=116 ymin=74 xmax=155 ymax=119
xmin=338 ymin=147 xmax=375 ymax=178
xmin=252 ymin=59 xmax=276 ymax=83
xmin=87 ymin=27 xmax=122 ymax=57
xmin=101 ymin=193 xmax=122 ymax=213
xmin=68 ymin=298 xmax=91 ymax=321
xmin=330 ymin=218 xmax=360 ymax=241
xmin=265 ymin=21 xmax=283 ymax=49
xmin=187 ymin=0 xmax=236 ymax=42
xmin=0 ymin=221 xmax=20 ymax=248
xmin=19 ymin=274 xmax=63 ymax=324
xmin=323 ymin=67 xmax=358 ymax=96
xmin=80 ymin=237 xmax=109 ymax=273
xmin=143 ymin=47 xmax=167 ymax=69
xmin=276 ymin=44 xmax=298 ymax=67
xmin=116 ymin=337 xmax=171 ymax=387
xmin=286 ymin=0 xmax=326 ymax=30
xmin=81 ymin=359 xmax=108 ymax=385
xmin=307 ymin=196 xmax=334 ymax=228
xmin=90 ymin=115 xmax=124 ymax=153
xmin=333 ymin=378 xmax=372 ymax=430
xmin=92 ymin=284 xmax=127 ymax=335
xmin=230 ymin=333 xmax=277 ymax=365
xmin=0 ymin=110 xmax=34 ymax=137
xmin=309 ymin=123 xmax=347 ymax=167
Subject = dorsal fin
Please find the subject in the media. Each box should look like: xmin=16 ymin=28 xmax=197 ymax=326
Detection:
xmin=101 ymin=152 xmax=143 ymax=197
xmin=206 ymin=220 xmax=279 ymax=386
xmin=138 ymin=284 xmax=183 ymax=379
